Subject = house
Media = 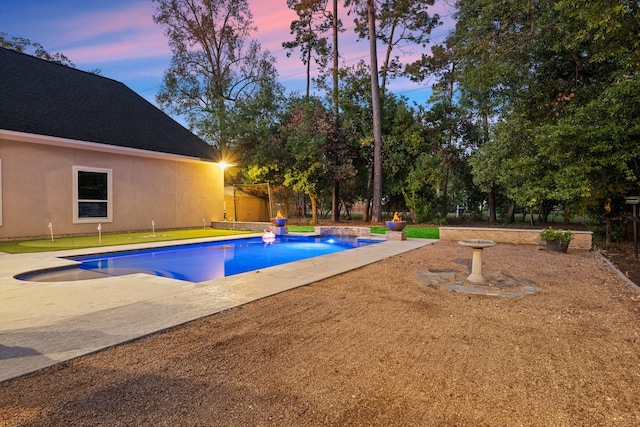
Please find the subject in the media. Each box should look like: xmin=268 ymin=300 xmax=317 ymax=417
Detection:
xmin=0 ymin=47 xmax=224 ymax=239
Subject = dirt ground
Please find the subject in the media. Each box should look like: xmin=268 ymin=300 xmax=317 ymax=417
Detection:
xmin=3 ymin=239 xmax=640 ymax=426
xmin=600 ymin=240 xmax=640 ymax=288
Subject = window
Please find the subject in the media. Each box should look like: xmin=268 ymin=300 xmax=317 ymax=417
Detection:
xmin=73 ymin=166 xmax=112 ymax=223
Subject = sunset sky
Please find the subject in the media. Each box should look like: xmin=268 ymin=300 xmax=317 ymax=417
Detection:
xmin=1 ymin=0 xmax=454 ymax=111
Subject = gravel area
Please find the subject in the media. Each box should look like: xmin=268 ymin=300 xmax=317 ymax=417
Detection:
xmin=2 ymin=240 xmax=640 ymax=426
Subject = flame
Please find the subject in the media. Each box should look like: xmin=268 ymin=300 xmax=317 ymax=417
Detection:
xmin=392 ymin=212 xmax=402 ymax=222
xmin=276 ymin=210 xmax=285 ymax=219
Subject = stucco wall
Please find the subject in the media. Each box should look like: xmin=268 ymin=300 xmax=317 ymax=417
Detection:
xmin=0 ymin=138 xmax=224 ymax=239
xmin=439 ymin=227 xmax=593 ymax=250
xmin=223 ymin=194 xmax=269 ymax=222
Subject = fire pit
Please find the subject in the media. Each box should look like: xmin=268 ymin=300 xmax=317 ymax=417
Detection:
xmin=458 ymin=239 xmax=496 ymax=283
xmin=272 ymin=218 xmax=288 ymax=227
xmin=386 ymin=212 xmax=407 ymax=231
xmin=272 ymin=210 xmax=288 ymax=227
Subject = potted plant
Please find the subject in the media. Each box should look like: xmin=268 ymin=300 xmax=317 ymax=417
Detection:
xmin=540 ymin=227 xmax=573 ymax=253
xmin=385 ymin=212 xmax=407 ymax=232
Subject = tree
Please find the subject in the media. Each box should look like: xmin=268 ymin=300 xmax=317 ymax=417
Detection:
xmin=352 ymin=0 xmax=440 ymax=92
xmin=379 ymin=94 xmax=423 ymax=219
xmin=541 ymin=76 xmax=640 ymax=240
xmin=366 ymin=0 xmax=384 ymax=223
xmin=152 ymin=0 xmax=278 ymax=161
xmin=406 ymin=39 xmax=458 ymax=101
xmin=285 ymin=0 xmax=348 ymax=221
xmin=346 ymin=0 xmax=441 ymax=222
xmin=451 ymin=0 xmax=640 ymax=230
xmin=283 ymin=0 xmax=332 ymax=98
xmin=0 ymin=32 xmax=102 ymax=75
xmin=329 ymin=0 xmax=342 ymax=222
xmin=320 ymin=61 xmax=374 ymax=219
xmin=407 ymin=34 xmax=486 ymax=221
xmin=250 ymin=97 xmax=334 ymax=224
xmin=1 ymin=32 xmax=75 ymax=67
xmin=230 ymin=78 xmax=289 ymax=185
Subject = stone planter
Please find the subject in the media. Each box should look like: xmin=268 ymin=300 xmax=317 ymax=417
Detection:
xmin=545 ymin=239 xmax=570 ymax=253
xmin=386 ymin=220 xmax=407 ymax=232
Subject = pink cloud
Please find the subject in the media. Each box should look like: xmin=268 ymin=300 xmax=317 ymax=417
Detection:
xmin=62 ymin=1 xmax=302 ymax=64
xmin=249 ymin=1 xmax=298 ymax=52
xmin=64 ymin=33 xmax=170 ymax=64
xmin=54 ymin=0 xmax=452 ymax=92
xmin=54 ymin=2 xmax=169 ymax=63
xmin=60 ymin=3 xmax=158 ymax=40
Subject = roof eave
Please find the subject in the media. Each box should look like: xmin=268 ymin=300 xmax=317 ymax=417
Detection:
xmin=0 ymin=129 xmax=218 ymax=164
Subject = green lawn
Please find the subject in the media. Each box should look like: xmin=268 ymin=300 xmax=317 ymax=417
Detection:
xmin=288 ymin=225 xmax=439 ymax=239
xmin=0 ymin=225 xmax=439 ymax=254
xmin=0 ymin=228 xmax=251 ymax=254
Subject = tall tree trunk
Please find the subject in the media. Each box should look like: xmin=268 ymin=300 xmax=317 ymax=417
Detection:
xmin=217 ymin=97 xmax=228 ymax=161
xmin=363 ymin=166 xmax=374 ymax=223
xmin=305 ymin=22 xmax=312 ymax=98
xmin=440 ymin=68 xmax=455 ymax=219
xmin=364 ymin=199 xmax=371 ymax=222
xmin=381 ymin=20 xmax=396 ymax=93
xmin=330 ymin=0 xmax=341 ymax=223
xmin=440 ymin=165 xmax=449 ymax=218
xmin=368 ymin=0 xmax=383 ymax=223
xmin=481 ymin=113 xmax=497 ymax=223
xmin=506 ymin=199 xmax=516 ymax=224
xmin=487 ymin=186 xmax=496 ymax=224
xmin=309 ymin=193 xmax=318 ymax=225
xmin=539 ymin=201 xmax=552 ymax=224
xmin=332 ymin=0 xmax=339 ymax=119
xmin=302 ymin=192 xmax=307 ymax=218
xmin=529 ymin=206 xmax=534 ymax=226
xmin=332 ymin=183 xmax=340 ymax=222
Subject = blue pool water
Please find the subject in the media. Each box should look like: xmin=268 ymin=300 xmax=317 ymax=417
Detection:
xmin=25 ymin=234 xmax=381 ymax=283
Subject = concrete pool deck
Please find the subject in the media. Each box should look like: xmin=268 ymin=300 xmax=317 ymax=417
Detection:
xmin=0 ymin=234 xmax=435 ymax=382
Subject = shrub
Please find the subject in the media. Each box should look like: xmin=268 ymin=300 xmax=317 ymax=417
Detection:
xmin=540 ymin=227 xmax=573 ymax=242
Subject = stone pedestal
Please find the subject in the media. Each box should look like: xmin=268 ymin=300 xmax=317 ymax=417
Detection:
xmin=272 ymin=226 xmax=288 ymax=235
xmin=458 ymin=239 xmax=496 ymax=283
xmin=386 ymin=230 xmax=407 ymax=241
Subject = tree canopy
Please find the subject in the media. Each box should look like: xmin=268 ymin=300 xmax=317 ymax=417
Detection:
xmin=152 ymin=0 xmax=279 ymax=162
xmin=452 ymin=0 xmax=640 ymax=228
xmin=6 ymin=0 xmax=639 ymax=234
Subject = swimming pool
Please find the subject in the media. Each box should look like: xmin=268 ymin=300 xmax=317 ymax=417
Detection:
xmin=19 ymin=234 xmax=382 ymax=283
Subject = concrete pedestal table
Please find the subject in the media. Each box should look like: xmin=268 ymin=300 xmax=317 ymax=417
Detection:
xmin=458 ymin=239 xmax=496 ymax=283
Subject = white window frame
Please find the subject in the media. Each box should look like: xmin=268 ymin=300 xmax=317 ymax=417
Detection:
xmin=73 ymin=166 xmax=113 ymax=223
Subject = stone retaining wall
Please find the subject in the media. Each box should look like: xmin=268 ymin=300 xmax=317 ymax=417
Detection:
xmin=439 ymin=227 xmax=592 ymax=250
xmin=210 ymin=222 xmax=372 ymax=238
xmin=314 ymin=226 xmax=371 ymax=237
xmin=211 ymin=221 xmax=270 ymax=231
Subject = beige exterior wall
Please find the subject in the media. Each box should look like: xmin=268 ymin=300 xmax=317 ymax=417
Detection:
xmin=0 ymin=133 xmax=224 ymax=239
xmin=223 ymin=194 xmax=269 ymax=222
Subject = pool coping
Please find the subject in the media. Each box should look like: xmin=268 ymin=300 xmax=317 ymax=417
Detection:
xmin=0 ymin=233 xmax=435 ymax=382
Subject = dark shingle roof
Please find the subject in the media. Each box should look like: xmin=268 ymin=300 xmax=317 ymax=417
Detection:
xmin=0 ymin=47 xmax=217 ymax=161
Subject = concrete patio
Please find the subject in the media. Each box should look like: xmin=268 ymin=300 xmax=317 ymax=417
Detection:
xmin=0 ymin=234 xmax=435 ymax=382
